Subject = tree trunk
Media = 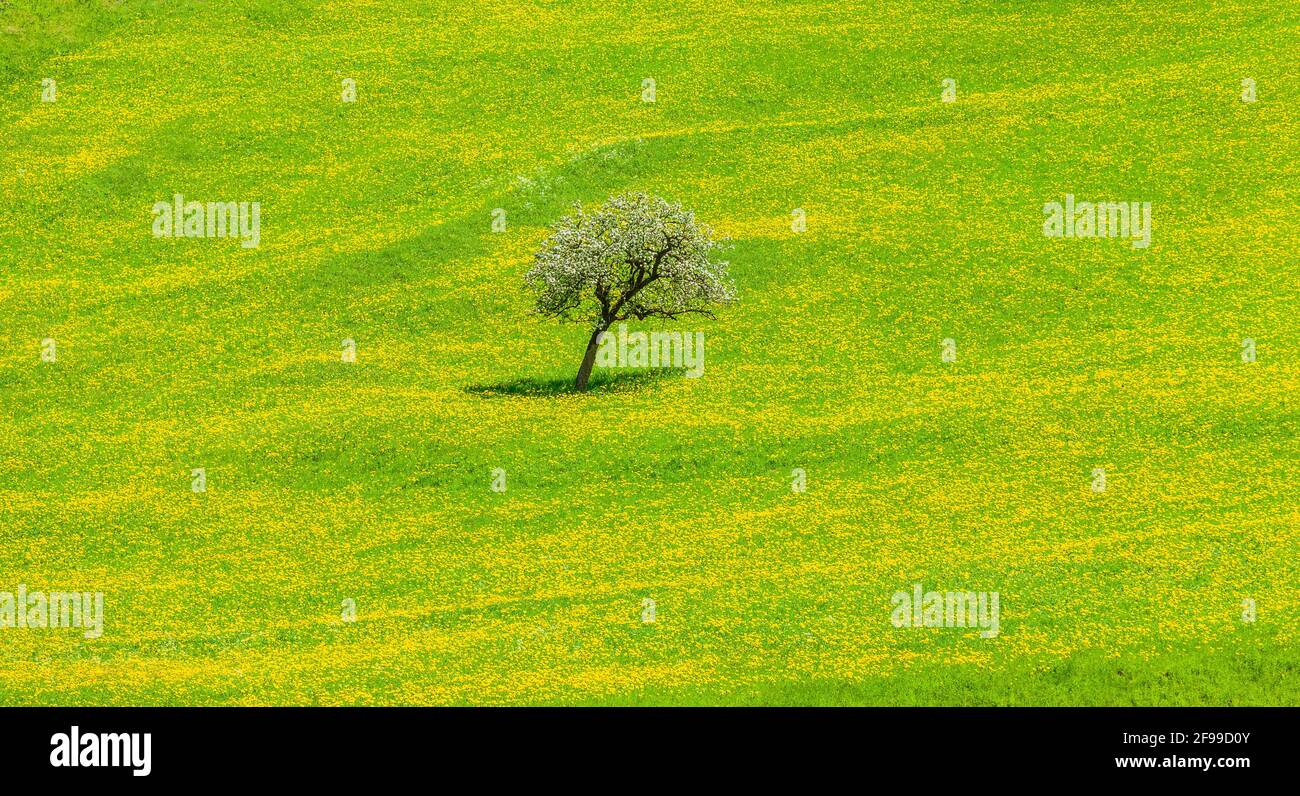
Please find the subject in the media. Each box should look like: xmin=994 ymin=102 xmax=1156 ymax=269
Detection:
xmin=574 ymin=324 xmax=608 ymax=391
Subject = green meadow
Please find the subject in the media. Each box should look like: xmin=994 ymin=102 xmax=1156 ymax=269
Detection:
xmin=0 ymin=0 xmax=1296 ymax=705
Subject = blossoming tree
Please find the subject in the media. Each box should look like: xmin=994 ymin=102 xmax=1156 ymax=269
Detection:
xmin=525 ymin=192 xmax=736 ymax=391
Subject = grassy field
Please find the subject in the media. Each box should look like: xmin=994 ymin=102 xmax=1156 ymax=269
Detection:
xmin=0 ymin=0 xmax=1297 ymax=705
